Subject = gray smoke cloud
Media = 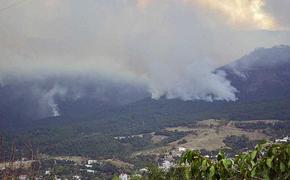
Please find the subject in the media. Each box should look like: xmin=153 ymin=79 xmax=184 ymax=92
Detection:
xmin=0 ymin=0 xmax=289 ymax=101
xmin=0 ymin=74 xmax=149 ymax=118
xmin=39 ymin=84 xmax=67 ymax=117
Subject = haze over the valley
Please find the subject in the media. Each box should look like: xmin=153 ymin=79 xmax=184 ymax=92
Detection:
xmin=0 ymin=0 xmax=290 ymax=101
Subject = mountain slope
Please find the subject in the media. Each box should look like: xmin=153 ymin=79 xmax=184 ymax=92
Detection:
xmin=0 ymin=76 xmax=148 ymax=129
xmin=2 ymin=45 xmax=290 ymax=159
xmin=220 ymin=45 xmax=290 ymax=101
xmin=1 ymin=45 xmax=290 ymax=133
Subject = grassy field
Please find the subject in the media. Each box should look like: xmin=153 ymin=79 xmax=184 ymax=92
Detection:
xmin=135 ymin=119 xmax=273 ymax=155
xmin=169 ymin=122 xmax=268 ymax=151
xmin=0 ymin=160 xmax=35 ymax=170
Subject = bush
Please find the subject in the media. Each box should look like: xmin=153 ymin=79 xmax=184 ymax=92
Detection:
xmin=144 ymin=142 xmax=290 ymax=179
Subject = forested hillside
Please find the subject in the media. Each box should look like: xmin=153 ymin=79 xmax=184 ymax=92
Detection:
xmin=1 ymin=46 xmax=290 ymax=161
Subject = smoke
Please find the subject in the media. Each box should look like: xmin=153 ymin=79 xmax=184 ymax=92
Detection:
xmin=0 ymin=77 xmax=3 ymax=87
xmin=138 ymin=0 xmax=284 ymax=30
xmin=145 ymin=59 xmax=237 ymax=101
xmin=0 ymin=0 xmax=289 ymax=101
xmin=39 ymin=85 xmax=67 ymax=117
xmin=185 ymin=0 xmax=277 ymax=30
xmin=0 ymin=74 xmax=149 ymax=118
xmin=137 ymin=0 xmax=152 ymax=8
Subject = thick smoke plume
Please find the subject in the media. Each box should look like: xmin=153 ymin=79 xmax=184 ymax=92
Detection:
xmin=139 ymin=0 xmax=277 ymax=30
xmin=0 ymin=0 xmax=289 ymax=101
xmin=39 ymin=85 xmax=67 ymax=117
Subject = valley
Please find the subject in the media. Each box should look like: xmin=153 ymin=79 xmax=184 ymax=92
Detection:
xmin=1 ymin=46 xmax=290 ymax=179
xmin=1 ymin=118 xmax=289 ymax=179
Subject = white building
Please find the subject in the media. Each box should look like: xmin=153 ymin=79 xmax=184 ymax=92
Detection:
xmin=85 ymin=164 xmax=93 ymax=168
xmin=119 ymin=173 xmax=128 ymax=180
xmin=178 ymin=147 xmax=187 ymax=152
xmin=18 ymin=175 xmax=28 ymax=180
xmin=87 ymin=169 xmax=95 ymax=173
xmin=73 ymin=175 xmax=81 ymax=180
xmin=275 ymin=136 xmax=289 ymax=143
xmin=139 ymin=168 xmax=149 ymax=173
xmin=161 ymin=160 xmax=173 ymax=170
xmin=114 ymin=136 xmax=126 ymax=140
xmin=87 ymin=160 xmax=98 ymax=165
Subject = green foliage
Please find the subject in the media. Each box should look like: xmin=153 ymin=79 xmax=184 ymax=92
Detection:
xmin=147 ymin=165 xmax=167 ymax=180
xmin=145 ymin=142 xmax=290 ymax=179
xmin=112 ymin=175 xmax=120 ymax=180
xmin=3 ymin=98 xmax=290 ymax=160
xmin=130 ymin=174 xmax=144 ymax=180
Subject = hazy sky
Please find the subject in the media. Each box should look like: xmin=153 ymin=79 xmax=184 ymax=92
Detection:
xmin=0 ymin=0 xmax=289 ymax=101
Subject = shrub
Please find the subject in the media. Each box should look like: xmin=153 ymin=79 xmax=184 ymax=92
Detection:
xmin=144 ymin=142 xmax=290 ymax=180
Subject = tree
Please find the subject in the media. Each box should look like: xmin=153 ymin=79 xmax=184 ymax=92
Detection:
xmin=144 ymin=142 xmax=290 ymax=179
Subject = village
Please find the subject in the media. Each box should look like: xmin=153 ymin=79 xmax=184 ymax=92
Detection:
xmin=1 ymin=135 xmax=289 ymax=180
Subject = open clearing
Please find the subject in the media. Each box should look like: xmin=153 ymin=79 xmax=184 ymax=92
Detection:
xmin=135 ymin=119 xmax=272 ymax=155
xmin=0 ymin=160 xmax=34 ymax=169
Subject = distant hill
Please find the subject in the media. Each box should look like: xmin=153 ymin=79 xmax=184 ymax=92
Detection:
xmin=0 ymin=76 xmax=148 ymax=129
xmin=220 ymin=45 xmax=290 ymax=101
xmin=1 ymin=45 xmax=290 ymax=133
xmin=1 ymin=45 xmax=290 ymax=159
xmin=16 ymin=45 xmax=290 ymax=135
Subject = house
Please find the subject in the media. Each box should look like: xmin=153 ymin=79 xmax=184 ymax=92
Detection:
xmin=87 ymin=160 xmax=98 ymax=165
xmin=161 ymin=160 xmax=173 ymax=170
xmin=18 ymin=175 xmax=28 ymax=180
xmin=87 ymin=169 xmax=95 ymax=173
xmin=275 ymin=136 xmax=289 ymax=143
xmin=21 ymin=158 xmax=28 ymax=161
xmin=45 ymin=170 xmax=51 ymax=175
xmin=119 ymin=173 xmax=128 ymax=180
xmin=178 ymin=147 xmax=187 ymax=152
xmin=85 ymin=164 xmax=93 ymax=168
xmin=73 ymin=175 xmax=81 ymax=180
xmin=139 ymin=168 xmax=149 ymax=173
xmin=114 ymin=136 xmax=126 ymax=140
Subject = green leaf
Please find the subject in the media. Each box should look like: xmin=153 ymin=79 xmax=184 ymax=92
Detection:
xmin=272 ymin=148 xmax=278 ymax=155
xmin=263 ymin=171 xmax=270 ymax=180
xmin=266 ymin=156 xmax=274 ymax=168
xmin=251 ymin=167 xmax=256 ymax=177
xmin=287 ymin=144 xmax=290 ymax=156
xmin=251 ymin=160 xmax=255 ymax=167
xmin=280 ymin=162 xmax=286 ymax=172
xmin=217 ymin=151 xmax=225 ymax=161
xmin=112 ymin=176 xmax=119 ymax=180
xmin=201 ymin=159 xmax=208 ymax=171
xmin=222 ymin=159 xmax=232 ymax=171
xmin=263 ymin=168 xmax=272 ymax=180
xmin=184 ymin=167 xmax=191 ymax=180
xmin=251 ymin=150 xmax=257 ymax=160
xmin=209 ymin=166 xmax=215 ymax=178
xmin=222 ymin=159 xmax=227 ymax=168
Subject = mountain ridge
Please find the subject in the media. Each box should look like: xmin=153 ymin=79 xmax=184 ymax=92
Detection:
xmin=1 ymin=45 xmax=290 ymax=132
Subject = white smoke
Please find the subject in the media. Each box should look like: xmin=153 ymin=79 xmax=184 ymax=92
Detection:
xmin=40 ymin=85 xmax=67 ymax=117
xmin=0 ymin=0 xmax=289 ymax=101
xmin=145 ymin=59 xmax=237 ymax=101
xmin=50 ymin=103 xmax=60 ymax=117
